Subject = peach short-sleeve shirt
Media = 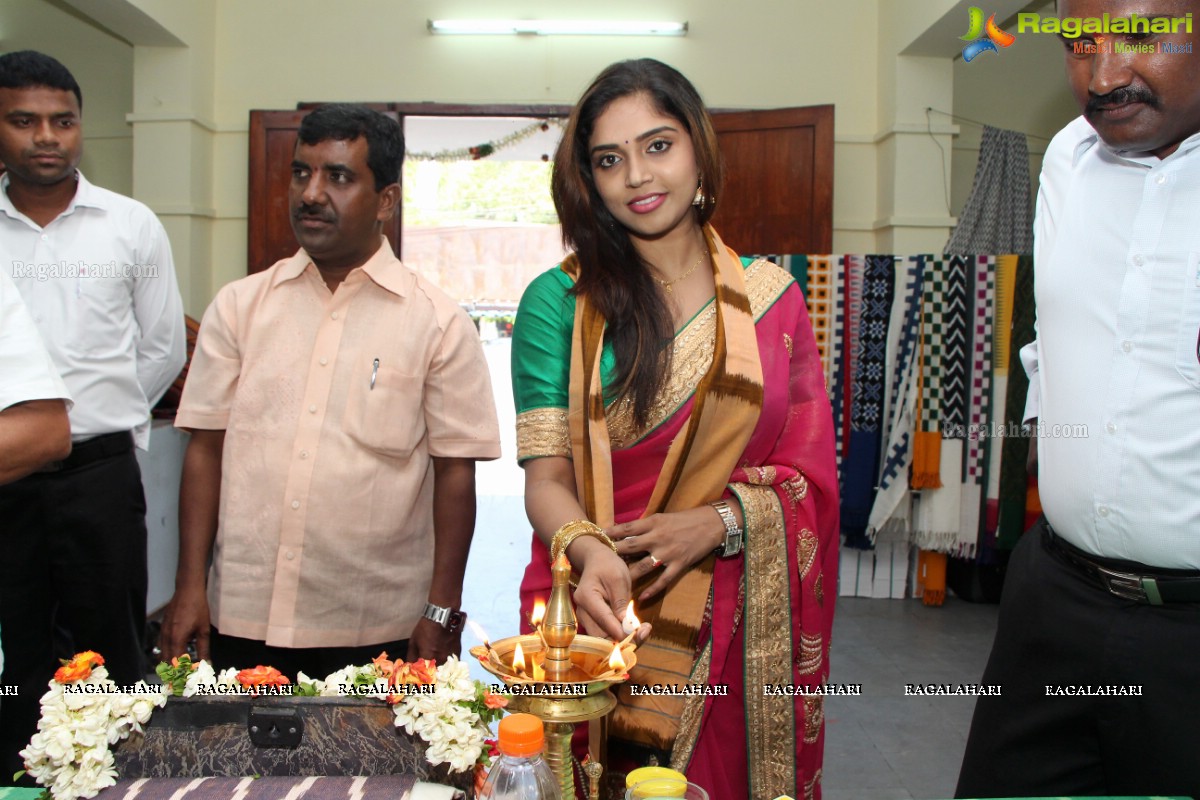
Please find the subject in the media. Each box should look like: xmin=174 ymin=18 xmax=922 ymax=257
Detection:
xmin=176 ymin=240 xmax=500 ymax=648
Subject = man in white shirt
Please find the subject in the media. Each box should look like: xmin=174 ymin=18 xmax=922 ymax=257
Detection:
xmin=0 ymin=51 xmax=185 ymax=783
xmin=957 ymin=0 xmax=1200 ymax=796
xmin=0 ymin=270 xmax=71 ymax=485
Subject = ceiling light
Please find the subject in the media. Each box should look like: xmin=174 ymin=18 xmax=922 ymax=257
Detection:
xmin=427 ymin=19 xmax=688 ymax=36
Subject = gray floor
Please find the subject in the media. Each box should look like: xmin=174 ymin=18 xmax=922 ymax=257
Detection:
xmin=823 ymin=597 xmax=999 ymax=800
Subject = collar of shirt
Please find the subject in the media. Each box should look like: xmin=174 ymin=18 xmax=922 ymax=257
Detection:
xmin=1072 ymin=120 xmax=1200 ymax=168
xmin=0 ymin=170 xmax=106 ymax=229
xmin=272 ymin=236 xmax=411 ymax=298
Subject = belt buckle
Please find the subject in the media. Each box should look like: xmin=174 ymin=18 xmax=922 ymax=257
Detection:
xmin=1096 ymin=566 xmax=1155 ymax=604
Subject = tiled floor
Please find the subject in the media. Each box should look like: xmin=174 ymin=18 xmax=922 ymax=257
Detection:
xmin=823 ymin=597 xmax=999 ymax=800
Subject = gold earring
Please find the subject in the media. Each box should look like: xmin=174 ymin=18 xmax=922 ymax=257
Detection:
xmin=692 ymin=178 xmax=704 ymax=207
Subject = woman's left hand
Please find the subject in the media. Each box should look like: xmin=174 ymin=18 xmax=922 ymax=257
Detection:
xmin=607 ymin=507 xmax=726 ymax=602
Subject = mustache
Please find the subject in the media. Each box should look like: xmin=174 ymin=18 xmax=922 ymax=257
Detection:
xmin=293 ymin=203 xmax=334 ymax=222
xmin=1086 ymin=86 xmax=1160 ymax=115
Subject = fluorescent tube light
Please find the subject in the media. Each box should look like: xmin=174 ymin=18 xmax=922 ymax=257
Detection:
xmin=427 ymin=19 xmax=688 ymax=36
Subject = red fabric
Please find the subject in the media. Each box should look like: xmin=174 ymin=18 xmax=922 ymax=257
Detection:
xmin=519 ymin=280 xmax=839 ymax=799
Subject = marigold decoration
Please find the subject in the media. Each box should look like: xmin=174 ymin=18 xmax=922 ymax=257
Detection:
xmin=406 ymin=119 xmax=565 ymax=163
xmin=235 ymin=665 xmax=290 ymax=691
xmin=52 ymin=651 xmax=104 ymax=684
xmin=24 ymin=652 xmax=508 ymax=799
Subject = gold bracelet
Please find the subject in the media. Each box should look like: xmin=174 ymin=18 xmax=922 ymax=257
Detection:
xmin=549 ymin=519 xmax=617 ymax=564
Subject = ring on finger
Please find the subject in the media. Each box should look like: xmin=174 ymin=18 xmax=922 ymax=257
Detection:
xmin=649 ymin=555 xmax=663 ymax=568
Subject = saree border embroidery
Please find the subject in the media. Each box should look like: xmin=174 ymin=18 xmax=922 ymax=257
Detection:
xmin=804 ymin=768 xmax=823 ymax=800
xmin=515 ymin=407 xmax=570 ymax=460
xmin=803 ymin=696 xmax=824 ymax=744
xmin=607 ymin=304 xmax=718 ymax=449
xmin=669 ymin=638 xmax=712 ymax=772
xmin=738 ymin=483 xmax=797 ymax=799
xmin=606 ymin=258 xmax=794 ymax=448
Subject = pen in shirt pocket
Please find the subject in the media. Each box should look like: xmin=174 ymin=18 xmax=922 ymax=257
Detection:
xmin=370 ymin=358 xmax=379 ymax=390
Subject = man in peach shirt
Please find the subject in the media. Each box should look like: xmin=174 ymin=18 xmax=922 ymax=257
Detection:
xmin=160 ymin=105 xmax=500 ymax=675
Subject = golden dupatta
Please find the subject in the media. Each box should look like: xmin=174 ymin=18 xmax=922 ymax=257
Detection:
xmin=563 ymin=226 xmax=764 ymax=752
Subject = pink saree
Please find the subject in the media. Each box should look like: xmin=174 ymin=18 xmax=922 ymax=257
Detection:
xmin=512 ymin=229 xmax=838 ymax=799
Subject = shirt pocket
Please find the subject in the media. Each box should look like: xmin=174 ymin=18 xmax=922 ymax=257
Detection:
xmin=1176 ymin=252 xmax=1200 ymax=391
xmin=68 ymin=277 xmax=133 ymax=358
xmin=343 ymin=364 xmax=426 ymax=458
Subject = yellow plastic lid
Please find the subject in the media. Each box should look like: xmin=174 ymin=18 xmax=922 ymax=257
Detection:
xmin=626 ymin=767 xmax=688 ymax=798
xmin=497 ymin=713 xmax=545 ymax=757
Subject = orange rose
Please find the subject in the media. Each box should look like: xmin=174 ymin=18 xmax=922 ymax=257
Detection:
xmin=372 ymin=652 xmax=395 ymax=678
xmin=54 ymin=651 xmax=105 ymax=684
xmin=483 ymin=691 xmax=508 ymax=710
xmin=391 ymin=658 xmax=436 ymax=686
xmin=236 ymin=665 xmax=290 ymax=688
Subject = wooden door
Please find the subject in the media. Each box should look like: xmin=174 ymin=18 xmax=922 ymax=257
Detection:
xmin=710 ymin=105 xmax=834 ymax=255
xmin=246 ymin=104 xmax=833 ymax=274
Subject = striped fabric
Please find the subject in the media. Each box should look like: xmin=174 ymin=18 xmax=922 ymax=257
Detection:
xmin=91 ymin=776 xmax=460 ymax=800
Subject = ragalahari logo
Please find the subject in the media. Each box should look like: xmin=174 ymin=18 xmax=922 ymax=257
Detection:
xmin=960 ymin=7 xmax=1016 ymax=62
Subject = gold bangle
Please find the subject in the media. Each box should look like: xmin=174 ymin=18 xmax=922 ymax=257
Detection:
xmin=549 ymin=519 xmax=617 ymax=564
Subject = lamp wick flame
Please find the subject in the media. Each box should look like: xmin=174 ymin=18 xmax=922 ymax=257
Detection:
xmin=512 ymin=641 xmax=526 ymax=674
xmin=530 ymin=599 xmax=547 ymax=628
xmin=608 ymin=642 xmax=626 ymax=671
xmin=467 ymin=619 xmax=491 ymax=647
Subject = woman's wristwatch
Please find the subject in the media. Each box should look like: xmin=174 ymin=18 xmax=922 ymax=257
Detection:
xmin=710 ymin=499 xmax=744 ymax=557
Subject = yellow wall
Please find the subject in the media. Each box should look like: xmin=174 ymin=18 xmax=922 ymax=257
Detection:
xmin=951 ymin=1 xmax=1078 ymax=218
xmin=7 ymin=0 xmax=1050 ymax=314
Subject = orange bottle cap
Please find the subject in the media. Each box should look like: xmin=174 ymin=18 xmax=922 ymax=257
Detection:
xmin=497 ymin=712 xmax=545 ymax=757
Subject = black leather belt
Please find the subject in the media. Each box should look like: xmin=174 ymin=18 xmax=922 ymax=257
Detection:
xmin=37 ymin=430 xmax=134 ymax=473
xmin=1043 ymin=527 xmax=1200 ymax=605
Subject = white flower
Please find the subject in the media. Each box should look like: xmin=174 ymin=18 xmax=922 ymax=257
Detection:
xmin=216 ymin=667 xmax=240 ymax=687
xmin=183 ymin=660 xmax=217 ymax=697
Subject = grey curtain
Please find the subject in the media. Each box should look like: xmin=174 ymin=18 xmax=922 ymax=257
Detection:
xmin=945 ymin=125 xmax=1033 ymax=255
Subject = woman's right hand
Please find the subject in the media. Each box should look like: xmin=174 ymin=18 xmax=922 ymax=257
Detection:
xmin=567 ymin=536 xmax=642 ymax=641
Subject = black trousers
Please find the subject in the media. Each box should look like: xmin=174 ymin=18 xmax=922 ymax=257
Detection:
xmin=0 ymin=441 xmax=148 ymax=785
xmin=209 ymin=629 xmax=410 ymax=682
xmin=956 ymin=517 xmax=1200 ymax=797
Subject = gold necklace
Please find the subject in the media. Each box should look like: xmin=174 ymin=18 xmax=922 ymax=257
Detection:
xmin=655 ymin=250 xmax=709 ymax=294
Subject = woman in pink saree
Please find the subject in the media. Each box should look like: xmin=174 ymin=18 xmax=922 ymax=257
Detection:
xmin=511 ymin=59 xmax=838 ymax=799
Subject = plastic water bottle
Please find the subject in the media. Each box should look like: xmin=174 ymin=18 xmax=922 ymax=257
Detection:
xmin=478 ymin=713 xmax=561 ymax=800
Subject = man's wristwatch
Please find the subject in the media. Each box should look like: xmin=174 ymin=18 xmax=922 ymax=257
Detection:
xmin=711 ymin=499 xmax=745 ymax=557
xmin=422 ymin=602 xmax=467 ymax=634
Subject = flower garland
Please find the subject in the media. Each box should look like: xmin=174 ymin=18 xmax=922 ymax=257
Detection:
xmin=23 ymin=651 xmax=508 ymax=800
xmin=18 ymin=652 xmax=169 ymax=800
xmin=406 ymin=119 xmax=564 ymax=162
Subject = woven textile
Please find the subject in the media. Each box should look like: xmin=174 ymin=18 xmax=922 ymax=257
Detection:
xmin=945 ymin=125 xmax=1034 ymax=255
xmin=842 ymin=256 xmax=895 ymax=546
xmin=802 ymin=255 xmax=848 ymax=468
xmin=868 ymin=255 xmax=924 ymax=542
xmin=997 ymin=255 xmax=1038 ymax=548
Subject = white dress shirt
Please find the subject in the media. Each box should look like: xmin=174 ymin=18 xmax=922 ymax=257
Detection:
xmin=0 ymin=269 xmax=71 ymax=411
xmin=1 ymin=171 xmax=186 ymax=448
xmin=1022 ymin=116 xmax=1200 ymax=568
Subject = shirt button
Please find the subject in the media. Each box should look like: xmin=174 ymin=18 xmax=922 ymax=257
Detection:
xmin=291 ymin=500 xmax=301 ymax=509
xmin=41 ymin=234 xmax=48 ymax=241
xmin=1121 ymin=341 xmax=1132 ymax=353
xmin=1156 ymin=173 xmax=1167 ymax=185
xmin=1132 ymin=254 xmax=1144 ymax=267
xmin=299 ymin=450 xmax=309 ymax=460
xmin=1106 ymin=422 xmax=1116 ymax=434
xmin=331 ymin=311 xmax=339 ymax=320
xmin=285 ymin=551 xmax=295 ymax=560
xmin=319 ymin=357 xmax=328 ymax=366
xmin=308 ymin=404 xmax=317 ymax=413
xmin=1098 ymin=505 xmax=1110 ymax=517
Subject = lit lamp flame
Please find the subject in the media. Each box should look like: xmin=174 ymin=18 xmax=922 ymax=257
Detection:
xmin=621 ymin=601 xmax=640 ymax=635
xmin=608 ymin=642 xmax=627 ymax=671
xmin=467 ymin=619 xmax=491 ymax=649
xmin=530 ymin=600 xmax=546 ymax=629
xmin=512 ymin=641 xmax=526 ymax=676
